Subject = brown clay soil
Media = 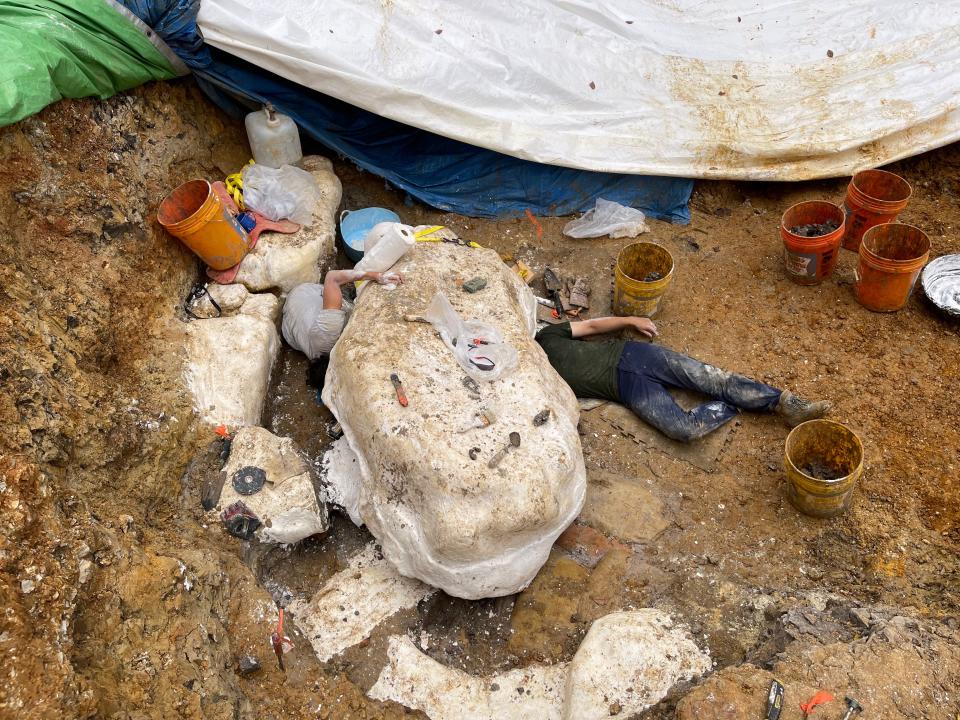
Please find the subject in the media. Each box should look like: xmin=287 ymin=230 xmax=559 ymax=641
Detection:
xmin=1 ymin=77 xmax=958 ymax=719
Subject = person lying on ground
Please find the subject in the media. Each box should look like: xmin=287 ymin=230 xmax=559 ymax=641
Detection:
xmin=282 ymin=269 xmax=403 ymax=385
xmin=535 ymin=316 xmax=830 ymax=442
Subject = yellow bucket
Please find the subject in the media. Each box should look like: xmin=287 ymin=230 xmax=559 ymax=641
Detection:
xmin=158 ymin=179 xmax=250 ymax=270
xmin=613 ymin=242 xmax=674 ymax=317
xmin=784 ymin=419 xmax=864 ymax=518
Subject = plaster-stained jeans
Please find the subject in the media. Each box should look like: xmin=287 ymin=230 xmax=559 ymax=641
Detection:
xmin=616 ymin=341 xmax=782 ymax=442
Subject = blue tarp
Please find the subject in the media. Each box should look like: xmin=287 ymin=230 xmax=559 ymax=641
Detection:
xmin=121 ymin=1 xmax=692 ymax=222
xmin=117 ymin=0 xmax=209 ymax=68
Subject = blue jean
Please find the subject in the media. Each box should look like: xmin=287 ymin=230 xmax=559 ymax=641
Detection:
xmin=616 ymin=342 xmax=782 ymax=442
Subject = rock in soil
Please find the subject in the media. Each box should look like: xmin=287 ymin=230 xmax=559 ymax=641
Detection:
xmin=788 ymin=219 xmax=839 ymax=237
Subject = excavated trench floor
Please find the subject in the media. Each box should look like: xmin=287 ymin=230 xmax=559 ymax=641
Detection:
xmin=4 ymin=82 xmax=959 ymax=719
xmin=228 ymin=152 xmax=960 ymax=717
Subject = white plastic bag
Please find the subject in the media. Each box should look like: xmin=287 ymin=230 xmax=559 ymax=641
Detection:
xmin=423 ymin=292 xmax=517 ymax=382
xmin=242 ymin=163 xmax=321 ymax=226
xmin=563 ymin=198 xmax=648 ymax=239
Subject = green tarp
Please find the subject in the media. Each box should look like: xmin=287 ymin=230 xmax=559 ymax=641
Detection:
xmin=0 ymin=0 xmax=180 ymax=127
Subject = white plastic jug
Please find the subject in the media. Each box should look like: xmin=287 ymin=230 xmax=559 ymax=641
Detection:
xmin=244 ymin=104 xmax=302 ymax=168
xmin=355 ymin=222 xmax=415 ymax=273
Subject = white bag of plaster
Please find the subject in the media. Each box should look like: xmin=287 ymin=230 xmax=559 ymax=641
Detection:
xmin=563 ymin=198 xmax=648 ymax=239
xmin=242 ymin=163 xmax=321 ymax=226
xmin=321 ymin=242 xmax=585 ymax=599
xmin=423 ymin=292 xmax=518 ymax=383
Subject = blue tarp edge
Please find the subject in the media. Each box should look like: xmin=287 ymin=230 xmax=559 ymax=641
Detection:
xmin=120 ymin=1 xmax=692 ymax=222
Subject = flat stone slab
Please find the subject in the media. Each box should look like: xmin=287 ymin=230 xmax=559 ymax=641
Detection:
xmin=289 ymin=543 xmax=433 ymax=662
xmin=368 ymin=610 xmax=710 ymax=720
xmin=370 ymin=635 xmax=567 ymax=720
xmin=590 ymin=393 xmax=735 ymax=472
xmin=579 ymin=469 xmax=670 ymax=543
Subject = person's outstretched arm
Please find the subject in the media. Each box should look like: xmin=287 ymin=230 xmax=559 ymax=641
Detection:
xmin=570 ymin=316 xmax=658 ymax=338
xmin=322 ymin=269 xmax=403 ymax=310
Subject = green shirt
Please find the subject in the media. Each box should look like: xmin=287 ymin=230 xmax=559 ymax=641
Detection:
xmin=535 ymin=322 xmax=625 ymax=401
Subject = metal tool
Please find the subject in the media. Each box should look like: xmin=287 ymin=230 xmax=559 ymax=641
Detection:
xmin=232 ymin=465 xmax=267 ymax=495
xmin=217 ymin=436 xmax=232 ymax=469
xmin=270 ymin=607 xmax=295 ymax=671
xmin=840 ymin=697 xmax=862 ymax=720
xmin=765 ymin=679 xmax=785 ymax=720
xmin=457 ymin=409 xmax=496 ymax=432
xmin=488 ymin=431 xmax=521 ymax=468
xmin=414 ymin=224 xmax=481 ymax=248
xmin=543 ymin=267 xmax=564 ymax=318
xmin=462 ymin=376 xmax=481 ymax=398
xmin=390 ymin=372 xmax=408 ymax=406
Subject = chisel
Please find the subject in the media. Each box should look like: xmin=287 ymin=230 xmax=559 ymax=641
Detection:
xmin=390 ymin=372 xmax=408 ymax=407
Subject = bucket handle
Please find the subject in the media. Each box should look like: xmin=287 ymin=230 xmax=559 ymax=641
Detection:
xmin=339 ymin=209 xmax=351 ymax=225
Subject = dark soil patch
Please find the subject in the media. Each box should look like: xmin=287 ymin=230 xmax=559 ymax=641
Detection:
xmin=800 ymin=461 xmax=846 ymax=481
xmin=789 ymin=219 xmax=840 ymax=237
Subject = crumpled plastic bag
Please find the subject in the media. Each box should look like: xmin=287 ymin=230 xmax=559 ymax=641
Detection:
xmin=241 ymin=163 xmax=321 ymax=226
xmin=423 ymin=292 xmax=518 ymax=382
xmin=563 ymin=198 xmax=649 ymax=239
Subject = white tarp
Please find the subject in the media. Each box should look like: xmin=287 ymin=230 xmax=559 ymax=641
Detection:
xmin=198 ymin=0 xmax=960 ymax=180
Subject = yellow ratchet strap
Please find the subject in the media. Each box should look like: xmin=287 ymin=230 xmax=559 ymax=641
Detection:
xmin=224 ymin=159 xmax=255 ymax=210
xmin=414 ymin=225 xmax=481 ymax=248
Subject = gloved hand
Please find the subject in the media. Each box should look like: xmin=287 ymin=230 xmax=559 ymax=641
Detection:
xmin=372 ymin=271 xmax=403 ymax=285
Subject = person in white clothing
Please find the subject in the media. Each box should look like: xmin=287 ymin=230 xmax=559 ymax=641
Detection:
xmin=282 ymin=269 xmax=402 ymax=384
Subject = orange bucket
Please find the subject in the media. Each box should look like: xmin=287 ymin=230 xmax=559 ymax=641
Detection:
xmin=158 ymin=179 xmax=250 ymax=270
xmin=841 ymin=169 xmax=912 ymax=251
xmin=854 ymin=223 xmax=930 ymax=312
xmin=780 ymin=201 xmax=844 ymax=285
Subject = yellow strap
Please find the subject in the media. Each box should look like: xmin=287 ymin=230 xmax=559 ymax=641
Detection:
xmin=414 ymin=225 xmax=482 ymax=248
xmin=224 ymin=159 xmax=255 ymax=210
xmin=414 ymin=225 xmax=446 ymax=239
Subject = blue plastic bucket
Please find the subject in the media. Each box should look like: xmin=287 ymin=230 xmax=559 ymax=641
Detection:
xmin=339 ymin=207 xmax=400 ymax=262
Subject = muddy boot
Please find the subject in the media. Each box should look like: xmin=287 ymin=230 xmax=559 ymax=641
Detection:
xmin=776 ymin=391 xmax=831 ymax=427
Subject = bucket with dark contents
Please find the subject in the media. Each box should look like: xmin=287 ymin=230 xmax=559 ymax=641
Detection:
xmin=784 ymin=419 xmax=864 ymax=518
xmin=842 ymin=169 xmax=912 ymax=252
xmin=613 ymin=241 xmax=674 ymax=317
xmin=780 ymin=201 xmax=845 ymax=285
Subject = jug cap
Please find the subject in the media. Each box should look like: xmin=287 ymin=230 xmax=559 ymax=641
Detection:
xmin=264 ymin=103 xmax=279 ymax=125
